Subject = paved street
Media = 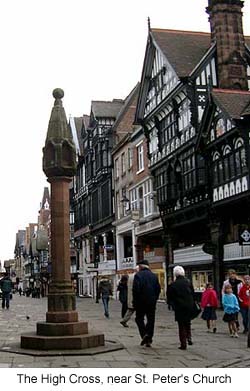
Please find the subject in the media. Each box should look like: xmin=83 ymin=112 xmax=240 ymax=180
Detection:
xmin=0 ymin=294 xmax=249 ymax=368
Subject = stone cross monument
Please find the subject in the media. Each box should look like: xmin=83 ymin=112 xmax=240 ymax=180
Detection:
xmin=21 ymin=89 xmax=104 ymax=350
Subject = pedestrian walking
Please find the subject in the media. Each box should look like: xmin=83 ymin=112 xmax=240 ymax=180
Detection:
xmin=222 ymin=269 xmax=243 ymax=330
xmin=222 ymin=283 xmax=240 ymax=337
xmin=117 ymin=275 xmax=128 ymax=319
xmin=0 ymin=273 xmax=12 ymax=310
xmin=133 ymin=260 xmax=161 ymax=347
xmin=201 ymin=283 xmax=218 ymax=333
xmin=238 ymin=275 xmax=250 ymax=334
xmin=98 ymin=277 xmax=113 ymax=318
xmin=167 ymin=266 xmax=198 ymax=350
xmin=120 ymin=267 xmax=138 ymax=327
xmin=222 ymin=269 xmax=243 ymax=296
xmin=18 ymin=282 xmax=23 ymax=296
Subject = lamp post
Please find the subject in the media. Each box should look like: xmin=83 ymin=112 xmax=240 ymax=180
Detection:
xmin=94 ymin=236 xmax=99 ymax=303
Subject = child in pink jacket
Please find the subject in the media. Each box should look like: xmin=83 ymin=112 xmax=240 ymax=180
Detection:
xmin=201 ymin=283 xmax=218 ymax=333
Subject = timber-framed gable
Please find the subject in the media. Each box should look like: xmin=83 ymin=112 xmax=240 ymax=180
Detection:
xmin=135 ymin=28 xmax=214 ymax=228
xmin=197 ymin=89 xmax=250 ymax=207
xmin=135 ymin=1 xmax=250 ymax=294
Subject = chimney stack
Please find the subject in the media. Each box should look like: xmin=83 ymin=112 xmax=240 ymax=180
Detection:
xmin=206 ymin=0 xmax=248 ymax=90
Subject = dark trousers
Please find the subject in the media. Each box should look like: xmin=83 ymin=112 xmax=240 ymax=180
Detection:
xmin=240 ymin=307 xmax=249 ymax=331
xmin=121 ymin=302 xmax=128 ymax=318
xmin=2 ymin=292 xmax=10 ymax=309
xmin=177 ymin=321 xmax=191 ymax=348
xmin=135 ymin=305 xmax=156 ymax=341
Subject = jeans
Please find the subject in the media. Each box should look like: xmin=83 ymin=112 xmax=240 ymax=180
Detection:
xmin=102 ymin=296 xmax=110 ymax=317
xmin=2 ymin=292 xmax=10 ymax=309
xmin=135 ymin=305 xmax=156 ymax=342
xmin=122 ymin=308 xmax=135 ymax=323
xmin=240 ymin=307 xmax=249 ymax=331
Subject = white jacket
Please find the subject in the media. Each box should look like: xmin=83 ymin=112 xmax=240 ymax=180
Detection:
xmin=127 ymin=273 xmax=135 ymax=309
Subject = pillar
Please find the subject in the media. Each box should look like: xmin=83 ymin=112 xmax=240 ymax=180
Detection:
xmin=210 ymin=221 xmax=224 ymax=297
xmin=132 ymin=223 xmax=137 ymax=267
xmin=103 ymin=233 xmax=107 ymax=262
xmin=20 ymin=89 xmax=104 ymax=350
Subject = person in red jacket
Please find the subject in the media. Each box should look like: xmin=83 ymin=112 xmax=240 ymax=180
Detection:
xmin=238 ymin=275 xmax=250 ymax=334
xmin=201 ymin=283 xmax=218 ymax=333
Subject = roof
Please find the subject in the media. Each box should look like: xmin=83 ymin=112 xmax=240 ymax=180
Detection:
xmin=113 ymin=83 xmax=140 ymax=127
xmin=82 ymin=115 xmax=90 ymax=129
xmin=212 ymin=89 xmax=250 ymax=119
xmin=73 ymin=117 xmax=84 ymax=155
xmin=74 ymin=117 xmax=83 ymax=136
xmin=112 ymin=83 xmax=140 ymax=136
xmin=151 ymin=28 xmax=212 ymax=77
xmin=91 ymin=99 xmax=124 ymax=118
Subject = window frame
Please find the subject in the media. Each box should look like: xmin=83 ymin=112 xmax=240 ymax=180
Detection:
xmin=114 ymin=158 xmax=119 ymax=179
xmin=136 ymin=141 xmax=144 ymax=173
xmin=121 ymin=152 xmax=126 ymax=175
xmin=143 ymin=180 xmax=153 ymax=217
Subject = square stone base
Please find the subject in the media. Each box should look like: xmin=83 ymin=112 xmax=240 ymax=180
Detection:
xmin=37 ymin=321 xmax=88 ymax=336
xmin=21 ymin=332 xmax=105 ymax=350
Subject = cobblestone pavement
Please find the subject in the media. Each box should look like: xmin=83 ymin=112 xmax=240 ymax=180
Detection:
xmin=0 ymin=295 xmax=249 ymax=368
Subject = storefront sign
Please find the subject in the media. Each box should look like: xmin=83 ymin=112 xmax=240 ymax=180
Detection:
xmin=239 ymin=228 xmax=250 ymax=245
xmin=131 ymin=210 xmax=140 ymax=221
xmin=103 ymin=245 xmax=114 ymax=250
xmin=98 ymin=260 xmax=116 ymax=272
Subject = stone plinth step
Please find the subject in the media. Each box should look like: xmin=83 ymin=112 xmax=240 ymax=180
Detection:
xmin=37 ymin=321 xmax=88 ymax=336
xmin=46 ymin=311 xmax=78 ymax=323
xmin=0 ymin=339 xmax=124 ymax=356
xmin=21 ymin=332 xmax=104 ymax=350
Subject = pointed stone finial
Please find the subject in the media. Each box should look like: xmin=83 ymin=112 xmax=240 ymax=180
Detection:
xmin=43 ymin=89 xmax=77 ymax=178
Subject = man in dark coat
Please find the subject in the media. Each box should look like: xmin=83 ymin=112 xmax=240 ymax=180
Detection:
xmin=167 ymin=266 xmax=196 ymax=350
xmin=0 ymin=273 xmax=12 ymax=309
xmin=117 ymin=275 xmax=128 ymax=319
xmin=98 ymin=278 xmax=113 ymax=318
xmin=133 ymin=260 xmax=161 ymax=347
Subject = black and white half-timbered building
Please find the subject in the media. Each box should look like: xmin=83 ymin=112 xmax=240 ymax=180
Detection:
xmin=72 ymin=100 xmax=123 ymax=297
xmin=135 ymin=0 xmax=250 ymax=294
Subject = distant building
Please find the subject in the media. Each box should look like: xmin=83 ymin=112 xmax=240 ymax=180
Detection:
xmin=72 ymin=99 xmax=124 ymax=297
xmin=3 ymin=259 xmax=15 ymax=280
xmin=14 ymin=229 xmax=26 ymax=282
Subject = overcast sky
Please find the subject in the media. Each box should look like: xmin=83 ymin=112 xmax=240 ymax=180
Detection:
xmin=0 ymin=0 xmax=250 ymax=262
